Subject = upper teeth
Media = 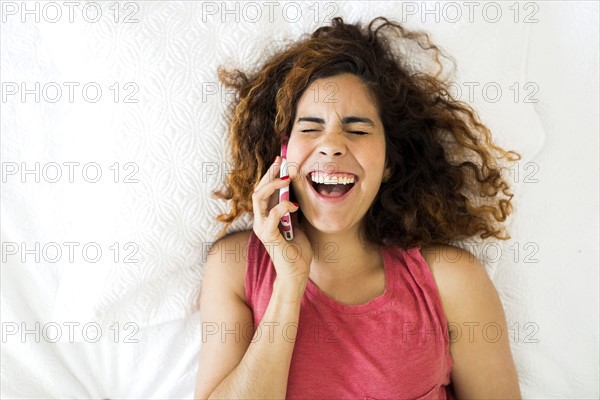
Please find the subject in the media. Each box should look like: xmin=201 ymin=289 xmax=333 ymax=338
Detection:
xmin=310 ymin=172 xmax=356 ymax=185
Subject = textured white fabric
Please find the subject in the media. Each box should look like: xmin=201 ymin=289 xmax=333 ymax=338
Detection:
xmin=1 ymin=1 xmax=598 ymax=398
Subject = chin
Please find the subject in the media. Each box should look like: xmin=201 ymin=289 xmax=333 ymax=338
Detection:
xmin=301 ymin=213 xmax=357 ymax=235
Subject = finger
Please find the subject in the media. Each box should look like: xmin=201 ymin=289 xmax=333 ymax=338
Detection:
xmin=255 ymin=156 xmax=282 ymax=190
xmin=252 ymin=159 xmax=292 ymax=215
xmin=252 ymin=174 xmax=290 ymax=219
xmin=252 ymin=157 xmax=284 ymax=214
xmin=256 ymin=201 xmax=300 ymax=243
xmin=290 ymin=207 xmax=301 ymax=230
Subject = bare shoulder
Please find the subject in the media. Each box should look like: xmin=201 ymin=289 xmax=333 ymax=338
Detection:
xmin=418 ymin=243 xmax=487 ymax=283
xmin=196 ymin=230 xmax=254 ymax=398
xmin=203 ymin=230 xmax=253 ymax=304
xmin=418 ymin=243 xmax=498 ymax=322
xmin=418 ymin=245 xmax=521 ymax=397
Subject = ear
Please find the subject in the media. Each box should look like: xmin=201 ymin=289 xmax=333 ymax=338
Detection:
xmin=384 ymin=158 xmax=393 ymax=175
xmin=382 ymin=167 xmax=393 ymax=183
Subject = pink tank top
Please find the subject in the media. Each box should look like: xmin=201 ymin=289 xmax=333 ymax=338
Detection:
xmin=245 ymin=232 xmax=455 ymax=399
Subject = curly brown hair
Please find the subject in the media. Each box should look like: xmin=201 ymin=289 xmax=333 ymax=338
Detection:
xmin=213 ymin=16 xmax=520 ymax=248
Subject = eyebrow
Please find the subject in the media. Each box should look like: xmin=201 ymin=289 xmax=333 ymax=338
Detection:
xmin=297 ymin=116 xmax=375 ymax=127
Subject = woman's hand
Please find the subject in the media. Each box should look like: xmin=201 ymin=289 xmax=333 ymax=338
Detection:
xmin=252 ymin=156 xmax=313 ymax=287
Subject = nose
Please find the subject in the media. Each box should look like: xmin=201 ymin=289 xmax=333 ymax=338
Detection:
xmin=317 ymin=130 xmax=346 ymax=157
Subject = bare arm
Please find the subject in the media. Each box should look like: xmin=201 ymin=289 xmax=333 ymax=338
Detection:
xmin=194 ymin=235 xmax=306 ymax=398
xmin=195 ymin=156 xmax=311 ymax=399
xmin=421 ymin=245 xmax=521 ymax=399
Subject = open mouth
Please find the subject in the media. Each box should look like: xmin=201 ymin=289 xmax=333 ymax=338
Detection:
xmin=307 ymin=171 xmax=357 ymax=198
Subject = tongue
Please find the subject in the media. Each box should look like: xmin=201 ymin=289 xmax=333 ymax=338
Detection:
xmin=317 ymin=184 xmax=349 ymax=197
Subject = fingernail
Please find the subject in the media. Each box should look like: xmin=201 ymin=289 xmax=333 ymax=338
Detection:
xmin=273 ymin=156 xmax=279 ymax=163
xmin=292 ymin=202 xmax=299 ymax=207
xmin=280 ymin=175 xmax=290 ymax=180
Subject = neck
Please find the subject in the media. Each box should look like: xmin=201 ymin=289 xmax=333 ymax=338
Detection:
xmin=302 ymin=220 xmax=382 ymax=281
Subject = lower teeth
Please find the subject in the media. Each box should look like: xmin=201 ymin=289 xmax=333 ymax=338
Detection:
xmin=317 ymin=184 xmax=350 ymax=197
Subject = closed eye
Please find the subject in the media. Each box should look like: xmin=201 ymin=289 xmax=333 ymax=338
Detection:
xmin=301 ymin=129 xmax=368 ymax=135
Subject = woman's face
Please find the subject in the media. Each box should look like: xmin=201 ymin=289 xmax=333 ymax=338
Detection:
xmin=287 ymin=73 xmax=390 ymax=235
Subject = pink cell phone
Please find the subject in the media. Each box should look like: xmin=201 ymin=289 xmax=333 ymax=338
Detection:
xmin=279 ymin=137 xmax=294 ymax=241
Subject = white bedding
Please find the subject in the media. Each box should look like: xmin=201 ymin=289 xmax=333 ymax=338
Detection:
xmin=1 ymin=1 xmax=598 ymax=398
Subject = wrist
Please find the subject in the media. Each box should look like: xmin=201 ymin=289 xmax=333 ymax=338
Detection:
xmin=272 ymin=277 xmax=307 ymax=304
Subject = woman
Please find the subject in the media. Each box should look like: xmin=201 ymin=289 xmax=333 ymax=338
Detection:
xmin=195 ymin=16 xmax=521 ymax=399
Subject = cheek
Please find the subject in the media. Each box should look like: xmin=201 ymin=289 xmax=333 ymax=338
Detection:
xmin=363 ymin=144 xmax=386 ymax=170
xmin=286 ymin=138 xmax=309 ymax=163
xmin=284 ymin=142 xmax=308 ymax=178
